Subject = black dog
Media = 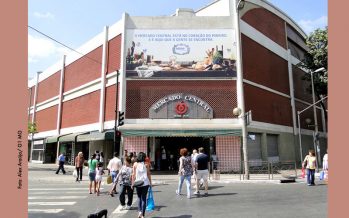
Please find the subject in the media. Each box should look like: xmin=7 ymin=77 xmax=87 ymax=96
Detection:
xmin=87 ymin=209 xmax=108 ymax=218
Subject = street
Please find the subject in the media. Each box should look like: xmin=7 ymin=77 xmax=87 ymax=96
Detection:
xmin=29 ymin=165 xmax=327 ymax=218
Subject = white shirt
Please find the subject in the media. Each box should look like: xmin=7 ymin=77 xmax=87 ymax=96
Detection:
xmin=107 ymin=157 xmax=122 ymax=172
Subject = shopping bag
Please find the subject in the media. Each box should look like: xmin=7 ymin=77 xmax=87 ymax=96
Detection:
xmin=319 ymin=171 xmax=325 ymax=180
xmin=301 ymin=167 xmax=305 ymax=178
xmin=146 ymin=187 xmax=155 ymax=211
xmin=107 ymin=175 xmax=112 ymax=184
xmin=73 ymin=169 xmax=77 ymax=178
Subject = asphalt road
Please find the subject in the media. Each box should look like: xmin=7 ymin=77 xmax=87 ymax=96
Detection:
xmin=29 ymin=167 xmax=327 ymax=218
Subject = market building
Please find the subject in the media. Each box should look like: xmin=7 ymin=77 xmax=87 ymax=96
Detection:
xmin=28 ymin=0 xmax=327 ymax=171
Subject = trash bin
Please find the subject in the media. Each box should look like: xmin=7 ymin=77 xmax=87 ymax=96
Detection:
xmin=213 ymin=170 xmax=220 ymax=180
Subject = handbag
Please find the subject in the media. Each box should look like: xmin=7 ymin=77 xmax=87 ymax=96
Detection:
xmin=301 ymin=167 xmax=305 ymax=178
xmin=73 ymin=169 xmax=77 ymax=178
xmin=133 ymin=179 xmax=144 ymax=187
xmin=107 ymin=175 xmax=112 ymax=184
xmin=319 ymin=171 xmax=325 ymax=180
xmin=146 ymin=187 xmax=155 ymax=211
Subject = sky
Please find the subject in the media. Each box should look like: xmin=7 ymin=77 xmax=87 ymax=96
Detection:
xmin=28 ymin=0 xmax=328 ymax=80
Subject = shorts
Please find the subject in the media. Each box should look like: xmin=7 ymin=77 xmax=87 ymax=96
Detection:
xmin=95 ymin=175 xmax=102 ymax=182
xmin=196 ymin=169 xmax=209 ymax=181
xmin=89 ymin=172 xmax=96 ymax=181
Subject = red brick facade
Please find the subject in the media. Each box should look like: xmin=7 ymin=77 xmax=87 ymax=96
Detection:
xmin=61 ymin=91 xmax=100 ymax=128
xmin=242 ymin=8 xmax=287 ymax=49
xmin=126 ymin=80 xmax=238 ymax=119
xmin=104 ymin=85 xmax=118 ymax=122
xmin=35 ymin=106 xmax=58 ymax=132
xmin=63 ymin=46 xmax=103 ymax=92
xmin=244 ymin=84 xmax=293 ymax=127
xmin=242 ymin=34 xmax=290 ymax=95
xmin=37 ymin=71 xmax=60 ymax=103
xmin=107 ymin=35 xmax=122 ymax=74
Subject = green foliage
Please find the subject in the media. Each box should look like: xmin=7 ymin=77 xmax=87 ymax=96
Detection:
xmin=298 ymin=27 xmax=328 ymax=97
xmin=28 ymin=122 xmax=37 ymax=134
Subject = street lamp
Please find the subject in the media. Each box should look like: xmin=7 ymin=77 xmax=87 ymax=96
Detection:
xmin=233 ymin=107 xmax=250 ymax=179
xmin=232 ymin=0 xmax=248 ymax=179
xmin=309 ymin=67 xmax=325 ymax=167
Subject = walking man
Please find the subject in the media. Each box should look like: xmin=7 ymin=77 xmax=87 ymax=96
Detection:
xmin=56 ymin=153 xmax=66 ymax=174
xmin=194 ymin=147 xmax=209 ymax=196
xmin=107 ymin=152 xmax=122 ymax=197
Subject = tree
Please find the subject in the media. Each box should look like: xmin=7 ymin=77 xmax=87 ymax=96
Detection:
xmin=28 ymin=122 xmax=37 ymax=134
xmin=298 ymin=27 xmax=328 ymax=122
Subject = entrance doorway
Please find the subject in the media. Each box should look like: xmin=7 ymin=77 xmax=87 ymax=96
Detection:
xmin=151 ymin=137 xmax=214 ymax=171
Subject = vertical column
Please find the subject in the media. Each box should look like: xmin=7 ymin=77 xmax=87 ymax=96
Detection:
xmin=119 ymin=13 xmax=128 ymax=115
xmin=30 ymin=71 xmax=41 ymax=162
xmin=99 ymin=26 xmax=109 ymax=132
xmin=261 ymin=133 xmax=268 ymax=161
xmin=56 ymin=55 xmax=66 ymax=163
xmin=56 ymin=55 xmax=66 ymax=134
xmin=321 ymin=107 xmax=327 ymax=133
xmin=287 ymin=50 xmax=297 ymax=135
xmin=232 ymin=0 xmax=249 ymax=178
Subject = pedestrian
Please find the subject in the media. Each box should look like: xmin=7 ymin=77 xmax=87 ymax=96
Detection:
xmin=115 ymin=156 xmax=133 ymax=210
xmin=95 ymin=162 xmax=104 ymax=196
xmin=131 ymin=152 xmax=137 ymax=165
xmin=303 ymin=149 xmax=317 ymax=186
xmin=194 ymin=147 xmax=209 ymax=196
xmin=132 ymin=152 xmax=152 ymax=218
xmin=123 ymin=149 xmax=129 ymax=164
xmin=88 ymin=154 xmax=98 ymax=194
xmin=75 ymin=151 xmax=84 ymax=182
xmin=56 ymin=153 xmax=66 ymax=175
xmin=176 ymin=148 xmax=193 ymax=199
xmin=107 ymin=152 xmax=122 ymax=197
xmin=95 ymin=150 xmax=100 ymax=162
xmin=100 ymin=152 xmax=104 ymax=168
xmin=191 ymin=149 xmax=200 ymax=188
xmin=323 ymin=151 xmax=328 ymax=182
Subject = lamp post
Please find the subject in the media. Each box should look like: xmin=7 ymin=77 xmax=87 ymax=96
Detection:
xmin=232 ymin=0 xmax=249 ymax=180
xmin=310 ymin=67 xmax=325 ymax=167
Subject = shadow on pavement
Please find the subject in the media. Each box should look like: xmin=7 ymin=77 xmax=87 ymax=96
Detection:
xmin=29 ymin=211 xmax=81 ymax=218
xmin=202 ymin=192 xmax=237 ymax=197
xmin=208 ymin=185 xmax=224 ymax=190
xmin=152 ymin=215 xmax=192 ymax=218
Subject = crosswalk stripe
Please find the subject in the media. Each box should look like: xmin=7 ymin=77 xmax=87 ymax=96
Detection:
xmin=28 ymin=196 xmax=87 ymax=200
xmin=28 ymin=209 xmax=64 ymax=213
xmin=28 ymin=202 xmax=76 ymax=206
xmin=28 ymin=188 xmax=104 ymax=191
xmin=29 ymin=191 xmax=87 ymax=195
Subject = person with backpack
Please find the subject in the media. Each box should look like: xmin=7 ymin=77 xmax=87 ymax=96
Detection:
xmin=88 ymin=154 xmax=98 ymax=194
xmin=115 ymin=156 xmax=133 ymax=210
xmin=132 ymin=152 xmax=152 ymax=218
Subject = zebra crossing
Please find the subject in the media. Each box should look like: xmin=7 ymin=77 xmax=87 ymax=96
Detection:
xmin=28 ymin=186 xmax=105 ymax=217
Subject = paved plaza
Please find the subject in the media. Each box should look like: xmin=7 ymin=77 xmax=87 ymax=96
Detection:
xmin=28 ymin=164 xmax=327 ymax=218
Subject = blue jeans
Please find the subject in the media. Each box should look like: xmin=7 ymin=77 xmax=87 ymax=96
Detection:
xmin=111 ymin=171 xmax=118 ymax=183
xmin=177 ymin=175 xmax=191 ymax=197
xmin=136 ymin=185 xmax=149 ymax=216
xmin=307 ymin=169 xmax=315 ymax=185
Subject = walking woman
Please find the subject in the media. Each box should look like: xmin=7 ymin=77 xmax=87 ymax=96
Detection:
xmin=88 ymin=154 xmax=98 ymax=194
xmin=303 ymin=149 xmax=317 ymax=186
xmin=132 ymin=152 xmax=152 ymax=218
xmin=176 ymin=148 xmax=193 ymax=199
xmin=75 ymin=152 xmax=84 ymax=182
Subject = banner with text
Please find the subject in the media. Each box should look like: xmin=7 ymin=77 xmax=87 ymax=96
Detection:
xmin=126 ymin=29 xmax=237 ymax=78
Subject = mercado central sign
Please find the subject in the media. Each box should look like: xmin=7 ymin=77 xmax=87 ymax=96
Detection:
xmin=149 ymin=93 xmax=213 ymax=119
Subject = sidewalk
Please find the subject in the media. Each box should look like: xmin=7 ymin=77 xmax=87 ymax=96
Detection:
xmin=28 ymin=163 xmax=311 ymax=184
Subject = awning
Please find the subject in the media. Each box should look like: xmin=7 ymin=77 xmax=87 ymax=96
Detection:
xmin=76 ymin=130 xmax=114 ymax=142
xmin=59 ymin=132 xmax=89 ymax=143
xmin=119 ymin=123 xmax=242 ymax=137
xmin=45 ymin=133 xmax=70 ymax=144
xmin=45 ymin=135 xmax=60 ymax=143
